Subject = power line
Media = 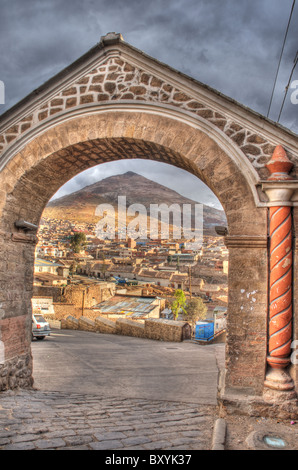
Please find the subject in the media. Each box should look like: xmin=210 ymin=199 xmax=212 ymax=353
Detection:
xmin=267 ymin=0 xmax=296 ymax=118
xmin=277 ymin=50 xmax=298 ymax=122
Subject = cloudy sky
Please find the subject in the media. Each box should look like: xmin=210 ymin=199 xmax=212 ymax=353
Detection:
xmin=0 ymin=0 xmax=297 ymax=209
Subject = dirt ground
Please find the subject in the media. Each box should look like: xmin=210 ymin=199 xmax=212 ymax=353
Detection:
xmin=224 ymin=414 xmax=298 ymax=450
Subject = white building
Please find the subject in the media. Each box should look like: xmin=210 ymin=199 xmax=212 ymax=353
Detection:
xmin=32 ymin=297 xmax=55 ymax=316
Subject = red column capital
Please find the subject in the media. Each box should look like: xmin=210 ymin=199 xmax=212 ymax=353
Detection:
xmin=266 ymin=145 xmax=293 ymax=181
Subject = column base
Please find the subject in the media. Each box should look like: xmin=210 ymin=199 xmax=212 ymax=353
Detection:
xmin=218 ymin=369 xmax=298 ymax=419
xmin=219 ymin=391 xmax=298 ymax=420
xmin=263 ymin=367 xmax=297 ymax=403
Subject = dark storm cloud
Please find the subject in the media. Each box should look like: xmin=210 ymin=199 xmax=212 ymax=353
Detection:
xmin=0 ymin=0 xmax=297 ymax=206
xmin=1 ymin=0 xmax=297 ymax=126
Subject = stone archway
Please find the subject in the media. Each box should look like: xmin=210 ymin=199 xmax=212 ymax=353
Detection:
xmin=0 ymin=33 xmax=297 ymax=416
xmin=0 ymin=108 xmax=268 ymax=398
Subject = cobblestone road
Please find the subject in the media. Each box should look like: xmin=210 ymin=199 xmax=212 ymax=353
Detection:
xmin=0 ymin=390 xmax=216 ymax=450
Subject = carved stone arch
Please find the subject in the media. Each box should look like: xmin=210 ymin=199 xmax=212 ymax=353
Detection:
xmin=0 ymin=33 xmax=297 ymax=415
xmin=0 ymin=105 xmax=269 ymax=400
xmin=0 ymin=103 xmax=264 ymax=229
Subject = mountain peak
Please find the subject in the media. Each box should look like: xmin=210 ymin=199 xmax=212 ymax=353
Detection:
xmin=44 ymin=171 xmax=226 ymax=233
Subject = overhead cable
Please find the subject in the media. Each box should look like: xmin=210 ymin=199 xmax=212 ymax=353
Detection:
xmin=267 ymin=0 xmax=296 ymax=119
xmin=277 ymin=50 xmax=298 ymax=122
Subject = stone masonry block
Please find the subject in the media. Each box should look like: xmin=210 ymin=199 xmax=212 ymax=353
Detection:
xmin=64 ymin=315 xmax=79 ymax=330
xmin=115 ymin=318 xmax=145 ymax=338
xmin=95 ymin=316 xmax=117 ymax=334
xmin=144 ymin=319 xmax=191 ymax=342
xmin=78 ymin=316 xmax=97 ymax=332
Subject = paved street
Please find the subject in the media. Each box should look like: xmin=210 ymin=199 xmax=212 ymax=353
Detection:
xmin=32 ymin=329 xmax=225 ymax=404
xmin=0 ymin=329 xmax=225 ymax=450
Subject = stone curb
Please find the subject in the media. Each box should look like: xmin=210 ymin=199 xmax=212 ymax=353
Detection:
xmin=211 ymin=418 xmax=227 ymax=450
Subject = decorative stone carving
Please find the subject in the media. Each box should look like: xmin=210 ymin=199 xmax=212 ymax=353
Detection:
xmin=0 ymin=37 xmax=296 ymax=177
xmin=266 ymin=145 xmax=294 ymax=181
xmin=224 ymin=235 xmax=267 ymax=249
xmin=11 ymin=233 xmax=38 ymax=244
xmin=260 ymin=145 xmax=298 ymax=207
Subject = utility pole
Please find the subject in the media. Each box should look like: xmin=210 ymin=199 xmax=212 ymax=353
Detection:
xmin=82 ymin=289 xmax=85 ymax=317
xmin=188 ymin=265 xmax=192 ymax=299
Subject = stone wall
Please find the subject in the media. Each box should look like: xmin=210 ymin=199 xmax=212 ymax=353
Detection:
xmin=33 ymin=285 xmax=64 ymax=303
xmin=95 ymin=316 xmax=117 ymax=335
xmin=34 ymin=283 xmax=115 ymax=321
xmin=116 ymin=318 xmax=146 ymax=339
xmin=145 ymin=319 xmax=192 ymax=342
xmin=52 ymin=303 xmax=78 ymax=320
xmin=61 ymin=284 xmax=107 ymax=308
xmin=53 ymin=304 xmax=97 ymax=321
xmin=61 ymin=315 xmax=191 ymax=342
xmin=78 ymin=316 xmax=98 ymax=332
xmin=0 ymin=352 xmax=33 ymax=391
xmin=224 ymin=240 xmax=268 ymax=396
xmin=0 ymin=315 xmax=32 ymax=361
xmin=0 ymin=232 xmax=35 ymax=391
xmin=61 ymin=316 xmax=79 ymax=330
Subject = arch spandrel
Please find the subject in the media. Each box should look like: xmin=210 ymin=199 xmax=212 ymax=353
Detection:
xmin=0 ymin=36 xmax=297 ymax=181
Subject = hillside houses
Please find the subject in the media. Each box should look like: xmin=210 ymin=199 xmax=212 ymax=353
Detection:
xmin=35 ymin=216 xmax=229 ymax=311
xmin=34 ymin=258 xmax=65 ymax=275
xmin=76 ymin=258 xmax=212 ymax=297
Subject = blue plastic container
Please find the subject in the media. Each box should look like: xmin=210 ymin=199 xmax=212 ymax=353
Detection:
xmin=195 ymin=322 xmax=214 ymax=341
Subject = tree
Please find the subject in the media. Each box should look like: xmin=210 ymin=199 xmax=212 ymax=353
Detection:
xmin=70 ymin=232 xmax=87 ymax=253
xmin=183 ymin=297 xmax=207 ymax=329
xmin=170 ymin=289 xmax=187 ymax=320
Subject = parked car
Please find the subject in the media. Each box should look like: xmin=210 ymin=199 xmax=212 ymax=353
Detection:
xmin=32 ymin=314 xmax=51 ymax=340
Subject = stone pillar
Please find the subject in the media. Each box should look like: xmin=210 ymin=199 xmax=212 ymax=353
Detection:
xmin=0 ymin=230 xmax=37 ymax=390
xmin=223 ymin=235 xmax=268 ymax=396
xmin=262 ymin=146 xmax=297 ymax=401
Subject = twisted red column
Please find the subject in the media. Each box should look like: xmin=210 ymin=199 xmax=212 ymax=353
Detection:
xmin=267 ymin=206 xmax=293 ymax=369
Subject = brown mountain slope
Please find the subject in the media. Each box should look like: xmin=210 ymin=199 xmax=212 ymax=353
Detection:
xmin=44 ymin=172 xmax=227 ymax=235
